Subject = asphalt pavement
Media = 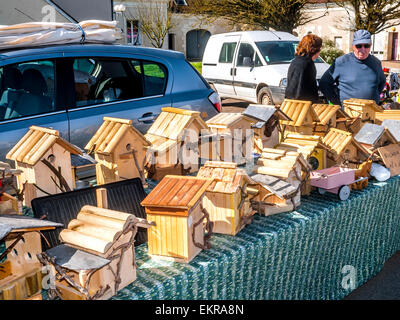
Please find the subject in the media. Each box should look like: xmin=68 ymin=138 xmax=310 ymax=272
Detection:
xmin=221 ymin=98 xmax=400 ymax=300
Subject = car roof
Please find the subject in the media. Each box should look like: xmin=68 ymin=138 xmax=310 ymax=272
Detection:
xmin=210 ymin=30 xmax=299 ymax=42
xmin=0 ymin=43 xmax=185 ymax=61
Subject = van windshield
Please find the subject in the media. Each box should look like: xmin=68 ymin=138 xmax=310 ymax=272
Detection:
xmin=255 ymin=41 xmax=324 ymax=64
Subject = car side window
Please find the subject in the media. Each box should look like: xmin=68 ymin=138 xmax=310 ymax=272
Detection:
xmin=142 ymin=61 xmax=167 ymax=96
xmin=72 ymin=58 xmax=144 ymax=108
xmin=236 ymin=43 xmax=255 ymax=67
xmin=218 ymin=42 xmax=237 ymax=63
xmin=0 ymin=60 xmax=56 ymax=121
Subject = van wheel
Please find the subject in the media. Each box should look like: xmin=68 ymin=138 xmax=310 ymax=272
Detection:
xmin=257 ymin=87 xmax=274 ymax=105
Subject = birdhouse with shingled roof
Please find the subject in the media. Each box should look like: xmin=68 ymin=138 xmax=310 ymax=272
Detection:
xmin=322 ymin=128 xmax=370 ymax=168
xmin=144 ymin=107 xmax=209 ymax=180
xmin=85 ymin=117 xmax=150 ymax=186
xmin=279 ymin=99 xmax=320 ymax=135
xmin=343 ymin=98 xmax=383 ymax=123
xmin=196 ymin=161 xmax=256 ymax=236
xmin=141 ymin=175 xmax=213 ymax=263
xmin=6 ymin=126 xmax=82 ymax=207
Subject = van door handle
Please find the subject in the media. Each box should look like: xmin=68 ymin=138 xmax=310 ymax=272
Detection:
xmin=230 ymin=68 xmax=237 ymax=76
xmin=138 ymin=112 xmax=158 ymax=122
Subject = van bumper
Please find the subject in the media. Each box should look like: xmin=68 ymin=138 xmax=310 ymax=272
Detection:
xmin=269 ymin=86 xmax=286 ymax=104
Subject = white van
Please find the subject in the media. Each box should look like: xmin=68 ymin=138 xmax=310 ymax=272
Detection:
xmin=202 ymin=31 xmax=329 ymax=105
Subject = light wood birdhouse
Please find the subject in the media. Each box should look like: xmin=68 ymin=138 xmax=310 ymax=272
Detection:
xmin=312 ymin=103 xmax=341 ymax=137
xmin=343 ymin=98 xmax=383 ymax=123
xmin=6 ymin=126 xmax=82 ymax=207
xmin=85 ymin=117 xmax=150 ymax=186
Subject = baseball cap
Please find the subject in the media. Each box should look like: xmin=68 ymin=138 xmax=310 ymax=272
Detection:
xmin=353 ymin=30 xmax=372 ymax=45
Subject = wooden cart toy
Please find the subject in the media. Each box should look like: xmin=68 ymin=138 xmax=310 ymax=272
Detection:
xmin=141 ymin=175 xmax=213 ymax=263
xmin=242 ymin=104 xmax=291 ymax=153
xmin=279 ymin=99 xmax=320 ymax=136
xmin=310 ymin=166 xmax=368 ymax=201
xmin=196 ymin=161 xmax=256 ymax=236
xmin=6 ymin=126 xmax=82 ymax=207
xmin=343 ymin=98 xmax=383 ymax=123
xmin=85 ymin=117 xmax=150 ymax=185
xmin=38 ymin=205 xmax=154 ymax=300
xmin=144 ymin=107 xmax=209 ymax=180
xmin=0 ymin=215 xmax=62 ymax=300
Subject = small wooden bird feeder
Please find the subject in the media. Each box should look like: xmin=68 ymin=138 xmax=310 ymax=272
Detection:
xmin=0 ymin=162 xmax=22 ymax=215
xmin=6 ymin=126 xmax=82 ymax=207
xmin=145 ymin=107 xmax=209 ymax=180
xmin=279 ymin=99 xmax=320 ymax=136
xmin=0 ymin=215 xmax=62 ymax=300
xmin=312 ymin=103 xmax=341 ymax=137
xmin=85 ymin=117 xmax=150 ymax=185
xmin=322 ymin=128 xmax=370 ymax=168
xmin=242 ymin=104 xmax=291 ymax=153
xmin=196 ymin=161 xmax=256 ymax=236
xmin=343 ymin=98 xmax=383 ymax=123
xmin=38 ymin=205 xmax=153 ymax=300
xmin=141 ymin=175 xmax=213 ymax=263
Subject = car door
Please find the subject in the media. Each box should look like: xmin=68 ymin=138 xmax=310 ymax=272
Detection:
xmin=64 ymin=53 xmax=172 ymax=151
xmin=0 ymin=57 xmax=69 ymax=162
xmin=213 ymin=35 xmax=241 ymax=96
xmin=233 ymin=42 xmax=258 ymax=100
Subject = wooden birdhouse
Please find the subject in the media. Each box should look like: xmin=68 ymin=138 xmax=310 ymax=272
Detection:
xmin=355 ymin=123 xmax=397 ymax=153
xmin=382 ymin=119 xmax=400 ymax=143
xmin=85 ymin=117 xmax=150 ymax=185
xmin=6 ymin=126 xmax=82 ymax=207
xmin=0 ymin=162 xmax=22 ymax=215
xmin=343 ymin=98 xmax=383 ymax=123
xmin=250 ymin=173 xmax=298 ymax=216
xmin=336 ymin=116 xmax=362 ymax=135
xmin=375 ymin=110 xmax=400 ymax=125
xmin=204 ymin=113 xmax=253 ymax=163
xmin=242 ymin=104 xmax=291 ymax=153
xmin=196 ymin=161 xmax=256 ymax=236
xmin=144 ymin=107 xmax=209 ymax=180
xmin=322 ymin=128 xmax=370 ymax=168
xmin=312 ymin=103 xmax=341 ymax=137
xmin=38 ymin=205 xmax=153 ymax=300
xmin=254 ymin=148 xmax=311 ymax=199
xmin=279 ymin=99 xmax=320 ymax=136
xmin=276 ymin=133 xmax=330 ymax=171
xmin=141 ymin=175 xmax=213 ymax=263
xmin=0 ymin=215 xmax=62 ymax=300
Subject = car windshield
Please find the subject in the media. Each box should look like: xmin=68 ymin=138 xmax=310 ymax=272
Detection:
xmin=255 ymin=41 xmax=324 ymax=64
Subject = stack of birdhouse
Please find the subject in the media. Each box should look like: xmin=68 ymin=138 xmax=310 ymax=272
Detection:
xmin=144 ymin=107 xmax=208 ymax=180
xmin=0 ymin=215 xmax=62 ymax=300
xmin=279 ymin=99 xmax=320 ymax=136
xmin=141 ymin=175 xmax=213 ymax=263
xmin=6 ymin=126 xmax=82 ymax=207
xmin=253 ymin=148 xmax=311 ymax=202
xmin=38 ymin=205 xmax=153 ymax=300
xmin=85 ymin=117 xmax=150 ymax=185
xmin=196 ymin=161 xmax=256 ymax=236
xmin=242 ymin=104 xmax=291 ymax=153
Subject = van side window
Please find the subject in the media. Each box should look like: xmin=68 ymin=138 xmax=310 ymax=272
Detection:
xmin=72 ymin=58 xmax=144 ymax=108
xmin=0 ymin=60 xmax=55 ymax=121
xmin=236 ymin=43 xmax=255 ymax=67
xmin=218 ymin=42 xmax=237 ymax=63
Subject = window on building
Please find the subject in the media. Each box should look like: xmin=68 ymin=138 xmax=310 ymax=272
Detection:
xmin=127 ymin=20 xmax=140 ymax=45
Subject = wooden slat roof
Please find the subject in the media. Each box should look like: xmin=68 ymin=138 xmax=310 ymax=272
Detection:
xmin=85 ymin=117 xmax=150 ymax=154
xmin=312 ymin=104 xmax=340 ymax=125
xmin=322 ymin=128 xmax=369 ymax=156
xmin=279 ymin=99 xmax=319 ymax=126
xmin=6 ymin=125 xmax=82 ymax=165
xmin=206 ymin=112 xmax=246 ymax=128
xmin=376 ymin=110 xmax=400 ymax=123
xmin=141 ymin=175 xmax=212 ymax=210
xmin=277 ymin=133 xmax=330 ymax=159
xmin=343 ymin=98 xmax=383 ymax=113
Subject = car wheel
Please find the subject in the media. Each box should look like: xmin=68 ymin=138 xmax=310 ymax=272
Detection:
xmin=257 ymin=87 xmax=274 ymax=105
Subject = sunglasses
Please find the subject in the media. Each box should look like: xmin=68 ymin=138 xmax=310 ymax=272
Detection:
xmin=355 ymin=44 xmax=371 ymax=49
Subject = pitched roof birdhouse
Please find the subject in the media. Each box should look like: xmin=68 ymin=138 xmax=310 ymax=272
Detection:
xmin=354 ymin=123 xmax=397 ymax=156
xmin=279 ymin=99 xmax=320 ymax=135
xmin=38 ymin=205 xmax=153 ymax=300
xmin=312 ymin=103 xmax=341 ymax=137
xmin=343 ymin=98 xmax=383 ymax=123
xmin=250 ymin=173 xmax=298 ymax=216
xmin=6 ymin=126 xmax=82 ymax=207
xmin=0 ymin=215 xmax=62 ymax=300
xmin=85 ymin=117 xmax=150 ymax=185
xmin=382 ymin=119 xmax=400 ymax=142
xmin=145 ymin=107 xmax=209 ymax=180
xmin=242 ymin=104 xmax=291 ymax=153
xmin=141 ymin=175 xmax=213 ymax=263
xmin=322 ymin=128 xmax=370 ymax=168
xmin=196 ymin=161 xmax=256 ymax=236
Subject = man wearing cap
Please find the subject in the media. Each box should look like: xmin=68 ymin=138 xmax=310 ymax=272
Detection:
xmin=319 ymin=29 xmax=386 ymax=106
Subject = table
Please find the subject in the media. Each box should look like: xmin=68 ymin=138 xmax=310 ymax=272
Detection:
xmin=111 ymin=175 xmax=400 ymax=300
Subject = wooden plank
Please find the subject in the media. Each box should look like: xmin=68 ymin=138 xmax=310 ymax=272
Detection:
xmin=103 ymin=124 xmax=130 ymax=154
xmin=59 ymin=229 xmax=111 ymax=254
xmin=67 ymin=219 xmax=121 ymax=243
xmin=96 ymin=188 xmax=108 ymax=209
xmin=85 ymin=120 xmax=111 ymax=151
xmin=76 ymin=211 xmax=126 ymax=230
xmin=29 ymin=125 xmax=59 ymax=136
xmin=6 ymin=129 xmax=34 ymax=161
xmin=103 ymin=116 xmax=132 ymax=125
xmin=91 ymin=121 xmax=115 ymax=152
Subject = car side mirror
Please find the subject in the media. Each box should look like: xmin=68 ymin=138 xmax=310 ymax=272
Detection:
xmin=242 ymin=56 xmax=254 ymax=67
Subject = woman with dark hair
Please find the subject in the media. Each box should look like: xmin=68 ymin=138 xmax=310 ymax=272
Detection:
xmin=285 ymin=34 xmax=322 ymax=102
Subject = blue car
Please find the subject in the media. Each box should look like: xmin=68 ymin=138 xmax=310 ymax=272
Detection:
xmin=0 ymin=44 xmax=221 ymax=169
